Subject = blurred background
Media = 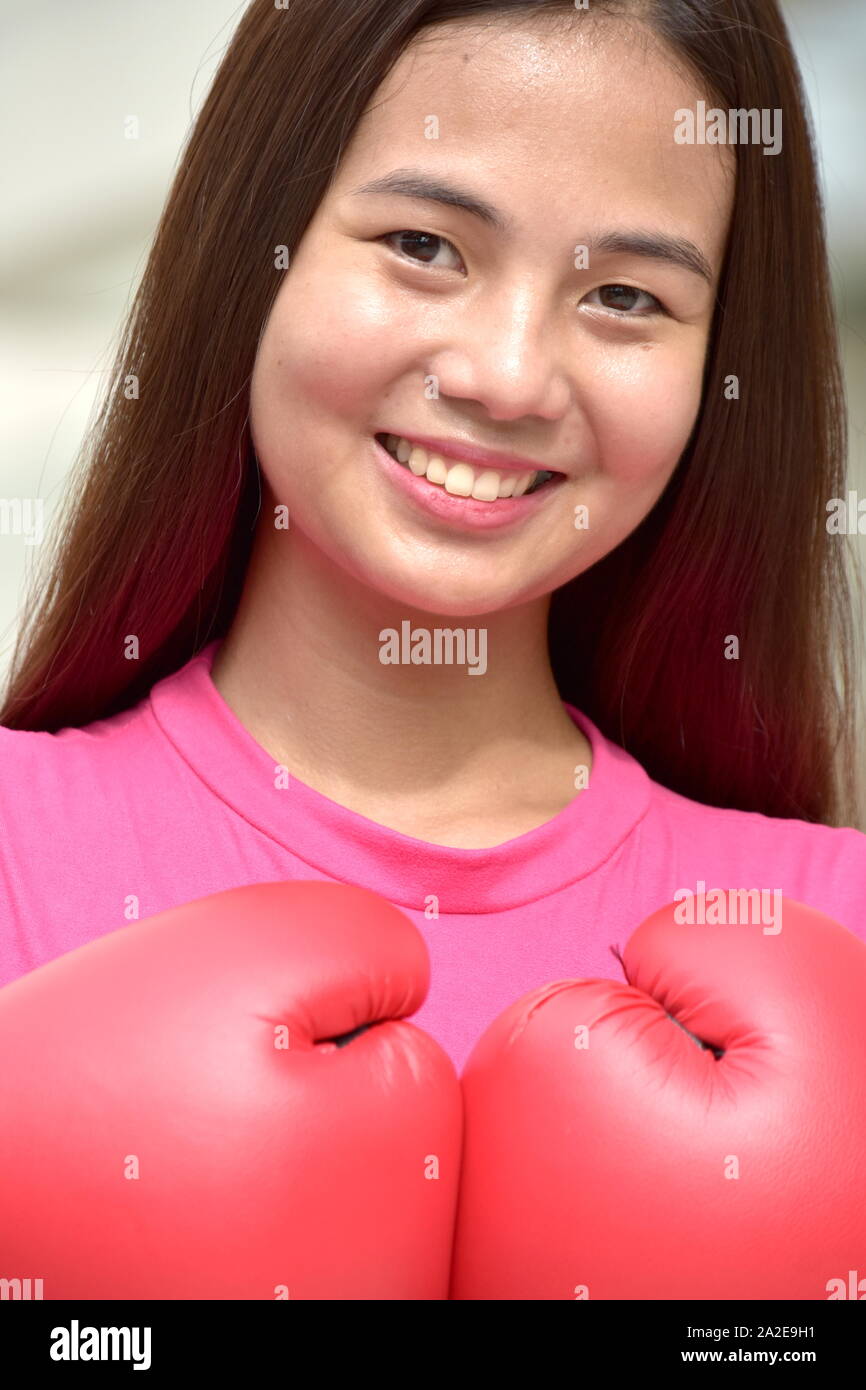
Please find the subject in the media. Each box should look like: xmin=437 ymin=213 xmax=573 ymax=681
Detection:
xmin=1 ymin=0 xmax=864 ymax=811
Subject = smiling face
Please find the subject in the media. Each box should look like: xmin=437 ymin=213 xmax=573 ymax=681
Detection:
xmin=248 ymin=14 xmax=734 ymax=616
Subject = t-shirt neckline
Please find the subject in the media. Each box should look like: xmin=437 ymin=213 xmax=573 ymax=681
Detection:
xmin=148 ymin=639 xmax=652 ymax=912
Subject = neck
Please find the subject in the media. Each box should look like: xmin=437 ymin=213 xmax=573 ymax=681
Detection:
xmin=210 ymin=519 xmax=590 ymax=835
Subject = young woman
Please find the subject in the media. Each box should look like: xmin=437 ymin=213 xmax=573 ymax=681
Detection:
xmin=1 ymin=0 xmax=863 ymax=1072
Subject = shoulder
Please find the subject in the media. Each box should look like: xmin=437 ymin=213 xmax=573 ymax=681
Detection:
xmin=0 ymin=698 xmax=162 ymax=865
xmin=0 ymin=701 xmax=149 ymax=787
xmin=0 ymin=702 xmax=164 ymax=986
xmin=646 ymin=778 xmax=866 ymax=941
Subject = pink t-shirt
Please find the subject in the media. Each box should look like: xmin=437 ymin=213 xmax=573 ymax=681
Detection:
xmin=1 ymin=639 xmax=864 ymax=1072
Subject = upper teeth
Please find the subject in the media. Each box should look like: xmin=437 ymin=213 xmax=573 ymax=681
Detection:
xmin=383 ymin=435 xmax=549 ymax=501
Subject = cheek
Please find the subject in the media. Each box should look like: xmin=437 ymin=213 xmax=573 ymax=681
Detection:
xmin=585 ymin=343 xmax=706 ymax=484
xmin=254 ymin=269 xmax=408 ymax=423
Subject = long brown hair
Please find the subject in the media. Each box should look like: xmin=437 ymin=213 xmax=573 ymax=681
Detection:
xmin=2 ymin=0 xmax=862 ymax=829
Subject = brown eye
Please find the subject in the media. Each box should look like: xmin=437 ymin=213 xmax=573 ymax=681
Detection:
xmin=589 ymin=284 xmax=664 ymax=315
xmin=382 ymin=230 xmax=463 ymax=270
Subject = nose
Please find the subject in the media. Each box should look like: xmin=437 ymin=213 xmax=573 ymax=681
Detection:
xmin=428 ymin=282 xmax=572 ymax=423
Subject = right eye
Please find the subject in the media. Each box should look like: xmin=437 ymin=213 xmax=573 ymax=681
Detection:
xmin=379 ymin=230 xmax=464 ymax=272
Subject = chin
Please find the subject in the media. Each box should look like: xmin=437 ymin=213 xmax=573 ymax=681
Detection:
xmin=383 ymin=572 xmax=539 ymax=618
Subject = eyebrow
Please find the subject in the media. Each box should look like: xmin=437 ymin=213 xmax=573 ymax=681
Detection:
xmin=349 ymin=168 xmax=714 ymax=284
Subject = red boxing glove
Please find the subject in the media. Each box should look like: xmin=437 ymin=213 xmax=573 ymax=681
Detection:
xmin=0 ymin=880 xmax=461 ymax=1299
xmin=450 ymin=896 xmax=866 ymax=1300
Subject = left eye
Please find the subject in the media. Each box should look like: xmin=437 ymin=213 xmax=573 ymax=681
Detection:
xmin=381 ymin=230 xmax=463 ymax=269
xmin=586 ymin=284 xmax=663 ymax=315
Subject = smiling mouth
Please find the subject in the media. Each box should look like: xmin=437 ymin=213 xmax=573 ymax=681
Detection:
xmin=375 ymin=433 xmax=559 ymax=500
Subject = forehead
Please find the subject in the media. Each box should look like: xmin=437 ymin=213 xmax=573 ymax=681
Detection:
xmin=335 ymin=16 xmax=734 ymax=266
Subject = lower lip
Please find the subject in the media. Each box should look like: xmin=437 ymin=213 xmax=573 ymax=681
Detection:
xmin=371 ymin=436 xmax=564 ymax=532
